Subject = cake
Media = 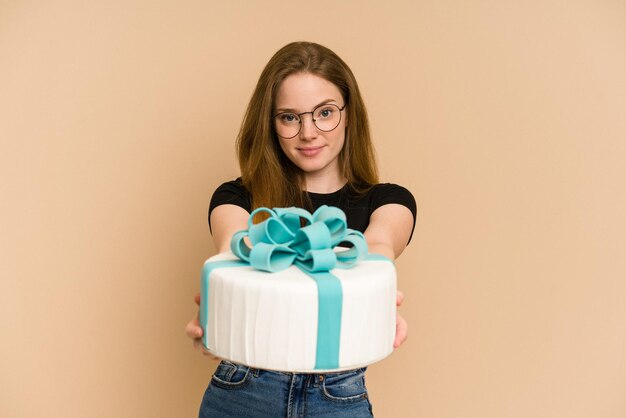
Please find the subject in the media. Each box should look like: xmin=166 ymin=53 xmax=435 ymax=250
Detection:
xmin=199 ymin=206 xmax=397 ymax=372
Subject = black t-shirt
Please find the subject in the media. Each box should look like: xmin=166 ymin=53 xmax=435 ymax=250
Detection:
xmin=209 ymin=178 xmax=417 ymax=243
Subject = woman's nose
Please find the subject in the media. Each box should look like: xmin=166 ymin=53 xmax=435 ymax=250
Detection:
xmin=299 ymin=115 xmax=318 ymax=140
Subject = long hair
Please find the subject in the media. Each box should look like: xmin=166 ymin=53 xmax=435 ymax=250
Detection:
xmin=236 ymin=41 xmax=379 ymax=210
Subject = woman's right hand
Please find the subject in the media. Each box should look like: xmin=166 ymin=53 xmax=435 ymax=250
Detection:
xmin=394 ymin=290 xmax=408 ymax=348
xmin=185 ymin=293 xmax=219 ymax=358
xmin=192 ymin=205 xmax=249 ymax=358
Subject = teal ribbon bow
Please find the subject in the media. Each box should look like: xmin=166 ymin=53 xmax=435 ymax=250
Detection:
xmin=201 ymin=205 xmax=369 ymax=370
xmin=230 ymin=206 xmax=368 ymax=274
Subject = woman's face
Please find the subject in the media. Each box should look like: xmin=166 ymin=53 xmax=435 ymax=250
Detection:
xmin=274 ymin=72 xmax=346 ymax=184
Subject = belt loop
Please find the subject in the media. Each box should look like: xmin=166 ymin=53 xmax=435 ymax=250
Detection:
xmin=317 ymin=373 xmax=324 ymax=387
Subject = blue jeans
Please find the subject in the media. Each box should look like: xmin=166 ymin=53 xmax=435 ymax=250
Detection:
xmin=198 ymin=360 xmax=374 ymax=417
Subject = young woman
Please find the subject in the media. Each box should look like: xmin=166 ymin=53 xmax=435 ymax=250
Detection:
xmin=186 ymin=41 xmax=416 ymax=417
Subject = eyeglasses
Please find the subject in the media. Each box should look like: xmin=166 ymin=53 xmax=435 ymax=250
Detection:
xmin=274 ymin=103 xmax=346 ymax=139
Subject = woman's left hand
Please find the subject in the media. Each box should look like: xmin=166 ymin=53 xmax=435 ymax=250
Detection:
xmin=185 ymin=293 xmax=221 ymax=360
xmin=394 ymin=290 xmax=408 ymax=348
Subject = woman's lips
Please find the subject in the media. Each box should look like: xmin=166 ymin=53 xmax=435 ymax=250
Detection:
xmin=296 ymin=146 xmax=324 ymax=157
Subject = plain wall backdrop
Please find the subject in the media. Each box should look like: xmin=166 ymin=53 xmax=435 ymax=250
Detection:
xmin=1 ymin=1 xmax=625 ymax=417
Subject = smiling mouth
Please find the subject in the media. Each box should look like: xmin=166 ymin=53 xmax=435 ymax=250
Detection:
xmin=296 ymin=146 xmax=325 ymax=156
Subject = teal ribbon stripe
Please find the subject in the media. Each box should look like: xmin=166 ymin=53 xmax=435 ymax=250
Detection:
xmin=200 ymin=205 xmax=378 ymax=370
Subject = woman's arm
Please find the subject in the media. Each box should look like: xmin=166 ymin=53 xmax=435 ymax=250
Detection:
xmin=185 ymin=204 xmax=250 ymax=354
xmin=209 ymin=204 xmax=251 ymax=252
xmin=363 ymin=203 xmax=415 ymax=348
xmin=364 ymin=203 xmax=414 ymax=260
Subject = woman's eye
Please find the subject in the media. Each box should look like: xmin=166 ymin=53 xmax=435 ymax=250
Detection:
xmin=280 ymin=113 xmax=298 ymax=123
xmin=317 ymin=108 xmax=333 ymax=118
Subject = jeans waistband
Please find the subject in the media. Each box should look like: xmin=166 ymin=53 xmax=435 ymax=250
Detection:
xmin=223 ymin=360 xmax=367 ymax=382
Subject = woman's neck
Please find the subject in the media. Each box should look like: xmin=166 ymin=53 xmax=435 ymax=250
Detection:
xmin=304 ymin=173 xmax=347 ymax=194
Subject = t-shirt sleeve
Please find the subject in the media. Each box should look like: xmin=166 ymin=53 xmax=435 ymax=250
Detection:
xmin=370 ymin=183 xmax=417 ymax=244
xmin=208 ymin=178 xmax=252 ymax=232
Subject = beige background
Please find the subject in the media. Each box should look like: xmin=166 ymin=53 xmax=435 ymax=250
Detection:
xmin=2 ymin=1 xmax=625 ymax=417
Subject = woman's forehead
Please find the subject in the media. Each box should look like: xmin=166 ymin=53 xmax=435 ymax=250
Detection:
xmin=275 ymin=73 xmax=342 ymax=111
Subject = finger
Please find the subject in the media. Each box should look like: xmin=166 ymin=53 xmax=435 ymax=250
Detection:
xmin=393 ymin=314 xmax=408 ymax=348
xmin=198 ymin=342 xmax=219 ymax=359
xmin=192 ymin=294 xmax=201 ymax=321
xmin=396 ymin=290 xmax=405 ymax=307
xmin=193 ymin=338 xmax=207 ymax=354
xmin=185 ymin=319 xmax=203 ymax=339
xmin=193 ymin=338 xmax=211 ymax=354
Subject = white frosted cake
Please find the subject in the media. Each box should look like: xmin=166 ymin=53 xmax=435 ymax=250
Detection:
xmin=199 ymin=206 xmax=397 ymax=372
